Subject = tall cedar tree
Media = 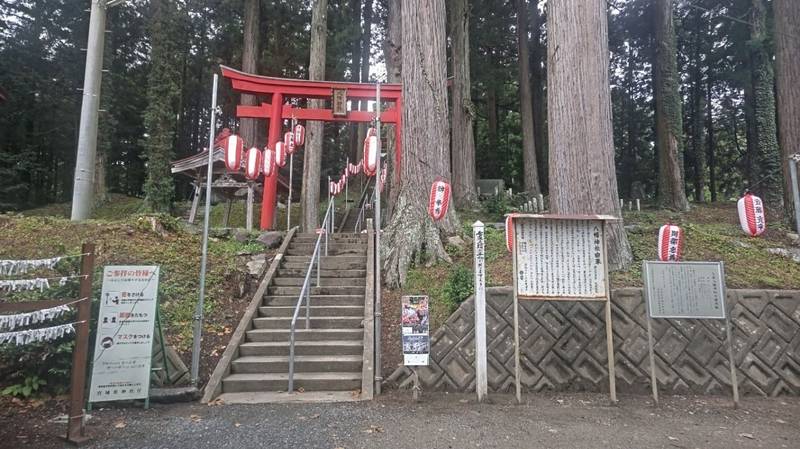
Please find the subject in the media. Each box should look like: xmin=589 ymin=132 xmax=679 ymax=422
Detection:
xmin=774 ymin=0 xmax=800 ymax=226
xmin=450 ymin=0 xmax=478 ymax=206
xmin=384 ymin=0 xmax=402 ymax=217
xmin=384 ymin=0 xmax=457 ymax=287
xmin=301 ymin=0 xmax=328 ymax=232
xmin=749 ymin=0 xmax=781 ymax=203
xmin=547 ymin=0 xmax=632 ymax=269
xmin=143 ymin=0 xmax=182 ymax=212
xmin=654 ymin=0 xmax=689 ymax=210
xmin=516 ymin=0 xmax=541 ymax=196
xmin=240 ymin=0 xmax=261 ymax=146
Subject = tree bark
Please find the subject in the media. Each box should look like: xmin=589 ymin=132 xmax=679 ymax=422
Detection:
xmin=690 ymin=50 xmax=705 ymax=203
xmin=547 ymin=0 xmax=631 ymax=270
xmin=301 ymin=0 xmax=328 ymax=232
xmin=750 ymin=0 xmax=781 ymax=204
xmin=706 ymin=77 xmax=717 ymax=203
xmin=384 ymin=0 xmax=456 ymax=287
xmin=654 ymin=0 xmax=690 ymax=210
xmin=384 ymin=0 xmax=402 ymax=217
xmin=240 ymin=0 xmax=260 ymax=147
xmin=486 ymin=85 xmax=500 ymax=177
xmin=516 ymin=0 xmax=540 ymax=196
xmin=449 ymin=0 xmax=478 ymax=206
xmin=530 ymin=3 xmax=547 ymax=191
xmin=774 ymin=0 xmax=800 ymax=226
xmin=356 ymin=0 xmax=373 ymax=150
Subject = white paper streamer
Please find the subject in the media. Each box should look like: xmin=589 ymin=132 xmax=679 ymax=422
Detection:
xmin=0 ymin=257 xmax=62 ymax=276
xmin=0 ymin=323 xmax=75 ymax=346
xmin=0 ymin=304 xmax=71 ymax=331
xmin=0 ymin=278 xmax=51 ymax=292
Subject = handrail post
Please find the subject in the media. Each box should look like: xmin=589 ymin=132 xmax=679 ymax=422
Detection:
xmin=288 ymin=329 xmax=296 ymax=393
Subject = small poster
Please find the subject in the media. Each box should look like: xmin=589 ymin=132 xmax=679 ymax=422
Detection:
xmin=89 ymin=266 xmax=160 ymax=403
xmin=401 ymin=295 xmax=429 ymax=366
xmin=643 ymin=261 xmax=726 ymax=319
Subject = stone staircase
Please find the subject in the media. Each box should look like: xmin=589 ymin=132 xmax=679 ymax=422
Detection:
xmin=218 ymin=232 xmax=369 ymax=400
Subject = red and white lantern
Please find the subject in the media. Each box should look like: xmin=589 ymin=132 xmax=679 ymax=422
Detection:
xmin=329 ymin=181 xmax=336 ymax=195
xmin=262 ymin=148 xmax=275 ymax=177
xmin=505 ymin=214 xmax=516 ymax=252
xmin=657 ymin=224 xmax=684 ymax=262
xmin=284 ymin=131 xmax=296 ymax=155
xmin=275 ymin=141 xmax=286 ymax=168
xmin=293 ymin=124 xmax=306 ymax=146
xmin=224 ymin=134 xmax=244 ymax=171
xmin=738 ymin=192 xmax=766 ymax=237
xmin=428 ymin=180 xmax=451 ymax=221
xmin=244 ymin=147 xmax=262 ymax=180
xmin=363 ymin=128 xmax=378 ymax=176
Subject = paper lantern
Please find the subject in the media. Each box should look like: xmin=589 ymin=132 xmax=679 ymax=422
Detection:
xmin=657 ymin=224 xmax=683 ymax=262
xmin=329 ymin=181 xmax=336 ymax=195
xmin=284 ymin=131 xmax=296 ymax=155
xmin=275 ymin=141 xmax=286 ymax=168
xmin=294 ymin=124 xmax=306 ymax=146
xmin=244 ymin=147 xmax=262 ymax=180
xmin=428 ymin=180 xmax=451 ymax=221
xmin=738 ymin=192 xmax=766 ymax=237
xmin=262 ymin=148 xmax=275 ymax=177
xmin=224 ymin=134 xmax=244 ymax=171
xmin=363 ymin=128 xmax=378 ymax=176
xmin=505 ymin=214 xmax=515 ymax=252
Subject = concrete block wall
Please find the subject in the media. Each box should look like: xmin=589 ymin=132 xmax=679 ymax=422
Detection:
xmin=387 ymin=288 xmax=800 ymax=396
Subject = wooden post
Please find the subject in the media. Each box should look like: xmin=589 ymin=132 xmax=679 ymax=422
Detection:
xmin=223 ymin=198 xmax=233 ymax=227
xmin=473 ymin=221 xmax=488 ymax=402
xmin=602 ymin=224 xmax=617 ymax=403
xmin=188 ymin=183 xmax=201 ymax=224
xmin=512 ymin=229 xmax=522 ymax=404
xmin=636 ymin=199 xmax=641 ymax=211
xmin=246 ymin=184 xmax=254 ymax=232
xmin=66 ymin=243 xmax=94 ymax=444
xmin=538 ymin=194 xmax=544 ymax=211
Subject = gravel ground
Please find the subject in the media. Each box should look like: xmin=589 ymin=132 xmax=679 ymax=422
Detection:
xmin=11 ymin=392 xmax=799 ymax=449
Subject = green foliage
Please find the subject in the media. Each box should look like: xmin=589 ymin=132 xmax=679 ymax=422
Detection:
xmin=441 ymin=264 xmax=474 ymax=312
xmin=2 ymin=375 xmax=47 ymax=398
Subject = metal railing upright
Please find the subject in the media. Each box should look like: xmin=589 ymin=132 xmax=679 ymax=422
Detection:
xmin=354 ymin=176 xmax=376 ymax=233
xmin=287 ymin=198 xmax=334 ymax=393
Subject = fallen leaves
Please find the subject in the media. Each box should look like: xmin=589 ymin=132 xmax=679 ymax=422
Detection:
xmin=114 ymin=421 xmax=126 ymax=429
xmin=738 ymin=433 xmax=755 ymax=440
xmin=207 ymin=398 xmax=225 ymax=407
xmin=190 ymin=414 xmax=202 ymax=423
xmin=363 ymin=425 xmax=384 ymax=434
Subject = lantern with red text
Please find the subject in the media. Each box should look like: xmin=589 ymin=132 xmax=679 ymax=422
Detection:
xmin=657 ymin=224 xmax=684 ymax=262
xmin=224 ymin=134 xmax=244 ymax=171
xmin=294 ymin=124 xmax=306 ymax=146
xmin=284 ymin=131 xmax=296 ymax=155
xmin=262 ymin=148 xmax=275 ymax=177
xmin=275 ymin=141 xmax=286 ymax=168
xmin=505 ymin=214 xmax=516 ymax=252
xmin=737 ymin=192 xmax=766 ymax=237
xmin=428 ymin=180 xmax=451 ymax=221
xmin=363 ymin=128 xmax=378 ymax=176
xmin=244 ymin=147 xmax=262 ymax=180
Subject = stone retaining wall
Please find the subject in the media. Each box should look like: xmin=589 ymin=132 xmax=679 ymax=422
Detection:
xmin=386 ymin=288 xmax=800 ymax=396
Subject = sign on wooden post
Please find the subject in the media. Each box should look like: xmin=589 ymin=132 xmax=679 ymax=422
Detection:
xmin=473 ymin=221 xmax=488 ymax=402
xmin=89 ymin=266 xmax=160 ymax=407
xmin=511 ymin=214 xmax=618 ymax=404
xmin=332 ymin=88 xmax=347 ymax=117
xmin=642 ymin=261 xmax=739 ymax=408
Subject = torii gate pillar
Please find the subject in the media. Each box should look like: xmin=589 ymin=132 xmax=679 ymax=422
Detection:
xmin=261 ymin=92 xmax=283 ymax=229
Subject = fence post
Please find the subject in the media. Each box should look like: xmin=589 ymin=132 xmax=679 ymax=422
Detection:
xmin=473 ymin=221 xmax=488 ymax=402
xmin=66 ymin=243 xmax=94 ymax=444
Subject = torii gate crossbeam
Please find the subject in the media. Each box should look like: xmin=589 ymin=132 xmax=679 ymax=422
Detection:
xmin=221 ymin=65 xmax=403 ymax=230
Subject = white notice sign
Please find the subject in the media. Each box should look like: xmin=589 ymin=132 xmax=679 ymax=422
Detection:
xmin=89 ymin=266 xmax=159 ymax=403
xmin=643 ymin=261 xmax=726 ymax=319
xmin=514 ymin=217 xmax=607 ymax=299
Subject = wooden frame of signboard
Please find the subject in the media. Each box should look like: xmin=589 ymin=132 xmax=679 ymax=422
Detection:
xmin=511 ymin=214 xmax=618 ymax=404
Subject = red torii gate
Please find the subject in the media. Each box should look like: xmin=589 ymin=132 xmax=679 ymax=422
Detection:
xmin=221 ymin=65 xmax=403 ymax=230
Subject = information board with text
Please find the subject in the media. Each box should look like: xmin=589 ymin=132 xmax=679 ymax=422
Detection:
xmin=643 ymin=261 xmax=726 ymax=319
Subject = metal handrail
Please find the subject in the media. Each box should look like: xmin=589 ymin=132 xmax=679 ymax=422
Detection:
xmin=287 ymin=198 xmax=334 ymax=393
xmin=354 ymin=176 xmax=376 ymax=233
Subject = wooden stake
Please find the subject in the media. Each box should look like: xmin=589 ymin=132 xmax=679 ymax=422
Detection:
xmin=66 ymin=244 xmax=94 ymax=445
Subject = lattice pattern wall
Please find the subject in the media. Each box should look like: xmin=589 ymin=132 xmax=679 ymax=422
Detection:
xmin=386 ymin=288 xmax=800 ymax=396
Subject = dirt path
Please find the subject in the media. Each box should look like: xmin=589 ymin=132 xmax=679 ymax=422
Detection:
xmin=6 ymin=392 xmax=797 ymax=449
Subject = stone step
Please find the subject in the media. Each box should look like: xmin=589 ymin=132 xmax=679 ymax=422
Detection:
xmin=268 ymin=285 xmax=364 ymax=296
xmin=282 ymin=255 xmax=365 ymax=264
xmin=246 ymin=328 xmax=364 ymax=342
xmin=258 ymin=305 xmax=364 ymax=317
xmin=292 ymin=238 xmax=365 ymax=246
xmin=231 ymin=355 xmax=363 ymax=374
xmin=262 ymin=295 xmax=364 ymax=307
xmin=238 ymin=340 xmax=363 ymax=357
xmin=222 ymin=372 xmax=362 ymax=393
xmin=252 ymin=316 xmax=363 ymax=329
xmin=281 ymin=261 xmax=366 ymax=270
xmin=285 ymin=247 xmax=366 ymax=256
xmin=277 ymin=268 xmax=366 ymax=278
xmin=271 ymin=277 xmax=366 ymax=287
xmin=295 ymin=233 xmax=365 ymax=239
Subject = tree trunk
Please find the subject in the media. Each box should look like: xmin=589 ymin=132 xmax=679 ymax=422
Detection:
xmin=516 ymin=0 xmax=540 ymax=196
xmin=384 ymin=0 xmax=456 ymax=287
xmin=301 ymin=0 xmax=328 ymax=232
xmin=384 ymin=0 xmax=402 ymax=217
xmin=486 ymin=85 xmax=500 ymax=178
xmin=706 ymin=77 xmax=717 ymax=203
xmin=774 ymin=0 xmax=800 ymax=226
xmin=750 ymin=0 xmax=781 ymax=204
xmin=690 ymin=59 xmax=705 ymax=203
xmin=356 ymin=0 xmax=373 ymax=151
xmin=240 ymin=0 xmax=260 ymax=147
xmin=547 ymin=0 xmax=631 ymax=270
xmin=450 ymin=0 xmax=478 ymax=206
xmin=530 ymin=3 xmax=547 ymax=192
xmin=348 ymin=0 xmax=362 ymax=163
xmin=654 ymin=0 xmax=690 ymax=210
